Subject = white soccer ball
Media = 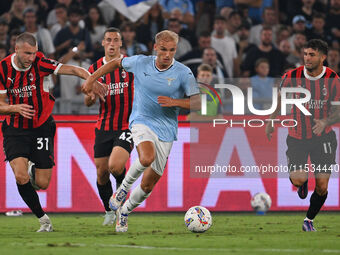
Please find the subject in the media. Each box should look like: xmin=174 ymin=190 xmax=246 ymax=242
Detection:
xmin=251 ymin=192 xmax=272 ymax=212
xmin=184 ymin=206 xmax=212 ymax=233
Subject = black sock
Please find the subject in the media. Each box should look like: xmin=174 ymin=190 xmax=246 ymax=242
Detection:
xmin=17 ymin=182 xmax=44 ymax=218
xmin=306 ymin=190 xmax=328 ymax=220
xmin=97 ymin=180 xmax=113 ymax=211
xmin=113 ymin=168 xmax=126 ymax=189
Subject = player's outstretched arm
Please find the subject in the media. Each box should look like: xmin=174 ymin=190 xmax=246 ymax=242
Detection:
xmin=158 ymin=94 xmax=201 ymax=110
xmin=82 ymin=58 xmax=122 ymax=94
xmin=265 ymin=92 xmax=281 ymax=141
xmin=57 ymin=64 xmax=107 ymax=102
xmin=313 ymin=105 xmax=340 ymax=135
xmin=0 ymin=94 xmax=35 ymax=119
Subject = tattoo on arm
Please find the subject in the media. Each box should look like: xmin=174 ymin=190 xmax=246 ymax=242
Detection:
xmin=326 ymin=105 xmax=340 ymax=126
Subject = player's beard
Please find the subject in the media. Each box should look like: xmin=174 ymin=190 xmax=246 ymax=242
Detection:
xmin=17 ymin=56 xmax=29 ymax=69
xmin=305 ymin=62 xmax=319 ymax=72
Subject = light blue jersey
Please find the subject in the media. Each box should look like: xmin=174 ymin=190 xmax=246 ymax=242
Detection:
xmin=122 ymin=55 xmax=199 ymax=142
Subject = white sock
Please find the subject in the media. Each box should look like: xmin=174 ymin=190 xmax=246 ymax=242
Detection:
xmin=39 ymin=214 xmax=50 ymax=223
xmin=304 ymin=217 xmax=313 ymax=222
xmin=121 ymin=185 xmax=150 ymax=214
xmin=121 ymin=159 xmax=147 ymax=192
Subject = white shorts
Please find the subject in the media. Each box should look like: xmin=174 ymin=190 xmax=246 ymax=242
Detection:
xmin=131 ymin=124 xmax=173 ymax=176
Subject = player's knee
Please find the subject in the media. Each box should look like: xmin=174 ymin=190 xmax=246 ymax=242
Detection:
xmin=108 ymin=162 xmax=123 ymax=175
xmin=291 ymin=177 xmax=307 ymax=187
xmin=140 ymin=182 xmax=154 ymax=194
xmin=139 ymin=155 xmax=155 ymax=167
xmin=315 ymin=185 xmax=328 ymax=196
xmin=38 ymin=181 xmax=49 ymax=190
xmin=97 ymin=171 xmax=109 ymax=185
xmin=15 ymin=172 xmax=30 ymax=185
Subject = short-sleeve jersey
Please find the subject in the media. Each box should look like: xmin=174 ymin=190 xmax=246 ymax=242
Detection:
xmin=0 ymin=52 xmax=62 ymax=129
xmin=122 ymin=55 xmax=199 ymax=141
xmin=280 ymin=65 xmax=340 ymax=139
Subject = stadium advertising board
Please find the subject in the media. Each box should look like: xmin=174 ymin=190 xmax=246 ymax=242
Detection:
xmin=0 ymin=115 xmax=339 ymax=212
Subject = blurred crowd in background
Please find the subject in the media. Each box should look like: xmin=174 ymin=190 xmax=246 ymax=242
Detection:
xmin=0 ymin=0 xmax=339 ymax=114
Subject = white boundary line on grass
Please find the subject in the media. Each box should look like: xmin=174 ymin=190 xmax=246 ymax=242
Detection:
xmin=10 ymin=242 xmax=340 ymax=253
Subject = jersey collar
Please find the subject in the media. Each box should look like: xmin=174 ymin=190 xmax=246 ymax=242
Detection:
xmin=303 ymin=66 xmax=326 ymax=81
xmin=11 ymin=54 xmax=31 ymax=72
xmin=154 ymin=56 xmax=175 ymax=72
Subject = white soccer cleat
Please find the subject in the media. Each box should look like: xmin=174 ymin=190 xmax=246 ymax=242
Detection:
xmin=109 ymin=187 xmax=127 ymax=212
xmin=28 ymin=161 xmax=40 ymax=190
xmin=115 ymin=207 xmax=128 ymax=232
xmin=102 ymin=210 xmax=115 ymax=226
xmin=37 ymin=214 xmax=53 ymax=232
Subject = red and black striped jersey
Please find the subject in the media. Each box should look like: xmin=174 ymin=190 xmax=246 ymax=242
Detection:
xmin=281 ymin=65 xmax=340 ymax=139
xmin=0 ymin=52 xmax=62 ymax=129
xmin=88 ymin=57 xmax=134 ymax=131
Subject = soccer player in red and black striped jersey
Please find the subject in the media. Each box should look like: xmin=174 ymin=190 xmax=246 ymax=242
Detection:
xmin=266 ymin=39 xmax=340 ymax=231
xmin=0 ymin=32 xmax=106 ymax=232
xmin=84 ymin=27 xmax=134 ymax=226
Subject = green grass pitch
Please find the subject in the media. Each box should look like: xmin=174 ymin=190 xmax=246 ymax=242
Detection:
xmin=1 ymin=212 xmax=340 ymax=255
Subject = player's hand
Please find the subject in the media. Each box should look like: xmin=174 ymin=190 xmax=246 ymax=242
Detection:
xmin=312 ymin=119 xmax=327 ymax=135
xmin=158 ymin=96 xmax=175 ymax=107
xmin=92 ymin=81 xmax=107 ymax=102
xmin=265 ymin=121 xmax=274 ymax=141
xmin=14 ymin=104 xmax=35 ymax=119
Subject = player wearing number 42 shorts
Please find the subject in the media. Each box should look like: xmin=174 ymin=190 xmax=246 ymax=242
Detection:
xmin=266 ymin=39 xmax=340 ymax=232
xmin=84 ymin=27 xmax=134 ymax=226
xmin=0 ymin=32 xmax=105 ymax=232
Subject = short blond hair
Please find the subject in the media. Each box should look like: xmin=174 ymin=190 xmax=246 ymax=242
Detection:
xmin=155 ymin=30 xmax=178 ymax=44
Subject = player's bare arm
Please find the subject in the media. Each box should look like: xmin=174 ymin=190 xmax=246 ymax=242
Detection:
xmin=265 ymin=92 xmax=281 ymax=141
xmin=57 ymin=64 xmax=106 ymax=102
xmin=158 ymin=94 xmax=201 ymax=110
xmin=82 ymin=58 xmax=122 ymax=94
xmin=0 ymin=94 xmax=35 ymax=119
xmin=313 ymin=105 xmax=340 ymax=135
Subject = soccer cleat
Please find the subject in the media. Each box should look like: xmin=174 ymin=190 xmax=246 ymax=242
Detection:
xmin=109 ymin=187 xmax=128 ymax=212
xmin=298 ymin=180 xmax=308 ymax=199
xmin=37 ymin=214 xmax=53 ymax=232
xmin=115 ymin=207 xmax=128 ymax=232
xmin=28 ymin=161 xmax=40 ymax=190
xmin=302 ymin=220 xmax=316 ymax=232
xmin=102 ymin=211 xmax=115 ymax=226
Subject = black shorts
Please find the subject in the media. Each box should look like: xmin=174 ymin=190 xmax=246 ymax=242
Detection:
xmin=2 ymin=116 xmax=56 ymax=169
xmin=94 ymin=128 xmax=134 ymax=158
xmin=286 ymin=131 xmax=337 ymax=174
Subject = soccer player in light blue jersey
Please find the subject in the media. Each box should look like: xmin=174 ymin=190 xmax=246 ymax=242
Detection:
xmin=83 ymin=30 xmax=200 ymax=232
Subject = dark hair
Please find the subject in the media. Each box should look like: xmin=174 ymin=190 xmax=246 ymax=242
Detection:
xmin=0 ymin=43 xmax=6 ymax=51
xmin=228 ymin=10 xmax=242 ymax=19
xmin=199 ymin=30 xmax=211 ymax=38
xmin=255 ymin=58 xmax=269 ymax=68
xmin=263 ymin=6 xmax=275 ymax=15
xmin=54 ymin=3 xmax=67 ymax=10
xmin=105 ymin=27 xmax=120 ymax=34
xmin=328 ymin=47 xmax=340 ymax=54
xmin=120 ymin=21 xmax=135 ymax=32
xmin=67 ymin=6 xmax=83 ymax=17
xmin=312 ymin=12 xmax=325 ymax=20
xmin=304 ymin=39 xmax=328 ymax=55
xmin=168 ymin=18 xmax=180 ymax=24
xmin=10 ymin=29 xmax=21 ymax=38
xmin=85 ymin=5 xmax=106 ymax=33
xmin=294 ymin=31 xmax=306 ymax=37
xmin=214 ymin=15 xmax=226 ymax=22
xmin=16 ymin=32 xmax=37 ymax=46
xmin=23 ymin=7 xmax=36 ymax=17
xmin=261 ymin=25 xmax=272 ymax=33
